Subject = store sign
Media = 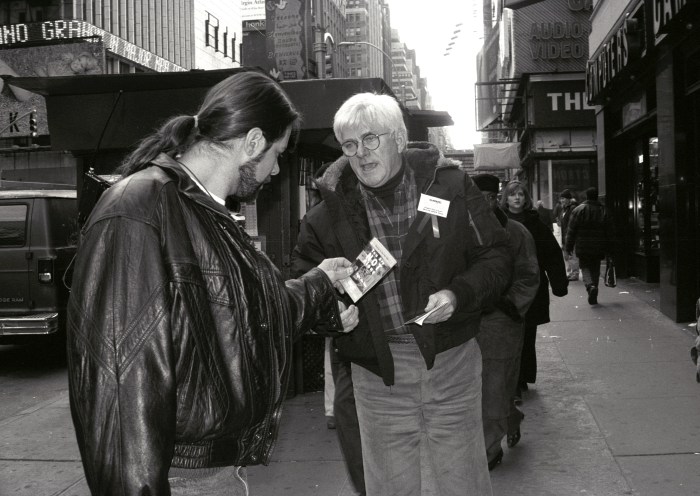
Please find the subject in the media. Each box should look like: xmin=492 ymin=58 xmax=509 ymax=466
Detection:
xmin=585 ymin=18 xmax=641 ymax=104
xmin=530 ymin=80 xmax=595 ymax=128
xmin=265 ymin=0 xmax=308 ymax=80
xmin=0 ymin=20 xmax=183 ymax=72
xmin=529 ymin=21 xmax=587 ymax=60
xmin=653 ymin=0 xmax=699 ymax=41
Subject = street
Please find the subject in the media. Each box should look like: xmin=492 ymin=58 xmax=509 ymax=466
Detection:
xmin=0 ymin=341 xmax=68 ymax=421
xmin=2 ymin=278 xmax=700 ymax=495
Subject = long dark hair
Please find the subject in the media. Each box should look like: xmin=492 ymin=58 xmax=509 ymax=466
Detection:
xmin=119 ymin=70 xmax=300 ymax=176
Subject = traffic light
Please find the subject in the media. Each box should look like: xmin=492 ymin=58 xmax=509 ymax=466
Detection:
xmin=29 ymin=110 xmax=37 ymax=137
xmin=324 ymin=53 xmax=333 ymax=78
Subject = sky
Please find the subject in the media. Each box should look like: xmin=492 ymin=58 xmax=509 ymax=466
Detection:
xmin=389 ymin=0 xmax=482 ymax=149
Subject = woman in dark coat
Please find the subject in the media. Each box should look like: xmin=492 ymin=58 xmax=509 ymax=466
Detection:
xmin=500 ymin=181 xmax=568 ymax=396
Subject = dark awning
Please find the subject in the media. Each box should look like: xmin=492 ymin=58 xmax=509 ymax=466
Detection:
xmin=4 ymin=70 xmax=451 ymax=152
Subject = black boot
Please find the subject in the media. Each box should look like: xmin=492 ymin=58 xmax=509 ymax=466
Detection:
xmin=587 ymin=285 xmax=598 ymax=305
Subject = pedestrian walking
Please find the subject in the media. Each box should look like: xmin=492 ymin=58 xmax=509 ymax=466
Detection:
xmin=565 ymin=187 xmax=614 ymax=305
xmin=500 ymin=180 xmax=568 ymax=398
xmin=66 ymin=70 xmax=360 ymax=496
xmin=557 ymin=189 xmax=580 ymax=281
xmin=292 ymin=92 xmax=512 ymax=496
xmin=473 ymin=174 xmax=540 ymax=470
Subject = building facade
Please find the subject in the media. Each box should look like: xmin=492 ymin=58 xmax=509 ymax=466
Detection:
xmin=586 ymin=0 xmax=700 ymax=321
xmin=0 ymin=0 xmax=239 ymax=189
xmin=476 ymin=0 xmax=596 ymax=211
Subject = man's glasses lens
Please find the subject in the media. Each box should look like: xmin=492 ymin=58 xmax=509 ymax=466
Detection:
xmin=341 ymin=133 xmax=387 ymax=157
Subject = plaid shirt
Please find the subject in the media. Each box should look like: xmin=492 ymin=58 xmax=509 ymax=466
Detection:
xmin=360 ymin=167 xmax=418 ymax=336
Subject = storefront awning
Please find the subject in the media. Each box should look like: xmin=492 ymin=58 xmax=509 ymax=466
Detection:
xmin=473 ymin=142 xmax=521 ymax=170
xmin=4 ymin=70 xmax=449 ymax=152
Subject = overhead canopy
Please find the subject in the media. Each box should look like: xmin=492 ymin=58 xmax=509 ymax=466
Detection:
xmin=473 ymin=142 xmax=521 ymax=170
xmin=5 ymin=70 xmax=451 ymax=154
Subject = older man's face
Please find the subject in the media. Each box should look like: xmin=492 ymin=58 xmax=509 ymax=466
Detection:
xmin=339 ymin=125 xmax=404 ymax=188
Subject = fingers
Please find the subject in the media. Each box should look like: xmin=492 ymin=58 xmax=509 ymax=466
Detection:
xmin=422 ymin=290 xmax=456 ymax=324
xmin=339 ymin=304 xmax=359 ymax=332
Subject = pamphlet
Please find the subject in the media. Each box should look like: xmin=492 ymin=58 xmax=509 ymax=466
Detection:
xmin=404 ymin=301 xmax=447 ymax=326
xmin=340 ymin=238 xmax=397 ymax=302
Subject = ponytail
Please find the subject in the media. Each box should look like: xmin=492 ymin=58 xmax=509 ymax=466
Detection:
xmin=119 ymin=115 xmax=197 ymax=176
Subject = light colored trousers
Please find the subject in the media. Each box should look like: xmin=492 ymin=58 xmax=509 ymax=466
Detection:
xmin=352 ymin=339 xmax=492 ymax=496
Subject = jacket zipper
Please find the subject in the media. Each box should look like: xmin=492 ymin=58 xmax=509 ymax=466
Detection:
xmin=468 ymin=211 xmax=483 ymax=246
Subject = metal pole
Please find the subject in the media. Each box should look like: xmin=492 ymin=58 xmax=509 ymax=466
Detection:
xmin=338 ymin=41 xmax=393 ymax=85
xmin=313 ymin=0 xmax=326 ymax=79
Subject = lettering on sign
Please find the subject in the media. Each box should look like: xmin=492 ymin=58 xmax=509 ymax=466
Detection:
xmin=585 ymin=18 xmax=639 ymax=104
xmin=530 ymin=22 xmax=587 ymax=60
xmin=653 ymin=0 xmax=687 ymax=39
xmin=0 ymin=20 xmax=184 ymax=72
xmin=546 ymin=92 xmax=595 ymax=111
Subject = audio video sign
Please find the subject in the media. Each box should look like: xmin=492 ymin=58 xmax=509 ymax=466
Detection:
xmin=513 ymin=0 xmax=592 ymax=73
xmin=0 ymin=40 xmax=105 ymax=138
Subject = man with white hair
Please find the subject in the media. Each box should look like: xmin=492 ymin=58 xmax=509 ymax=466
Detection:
xmin=292 ymin=92 xmax=512 ymax=495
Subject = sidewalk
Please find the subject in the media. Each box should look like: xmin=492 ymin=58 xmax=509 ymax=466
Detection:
xmin=1 ymin=278 xmax=699 ymax=495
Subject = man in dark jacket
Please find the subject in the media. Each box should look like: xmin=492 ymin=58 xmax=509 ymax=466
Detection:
xmin=66 ymin=71 xmax=359 ymax=495
xmin=557 ymin=189 xmax=579 ymax=281
xmin=292 ymin=93 xmax=512 ymax=495
xmin=565 ymin=187 xmax=613 ymax=304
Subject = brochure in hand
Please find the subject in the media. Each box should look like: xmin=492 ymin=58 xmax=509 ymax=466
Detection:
xmin=404 ymin=301 xmax=447 ymax=326
xmin=340 ymin=238 xmax=397 ymax=303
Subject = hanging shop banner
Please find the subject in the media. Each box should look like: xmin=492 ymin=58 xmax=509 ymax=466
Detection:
xmin=0 ymin=40 xmax=105 ymax=138
xmin=529 ymin=79 xmax=595 ymax=128
xmin=265 ymin=0 xmax=309 ymax=80
xmin=474 ymin=143 xmax=521 ymax=171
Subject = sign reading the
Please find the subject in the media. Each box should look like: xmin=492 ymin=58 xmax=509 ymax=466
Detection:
xmin=530 ymin=80 xmax=595 ymax=128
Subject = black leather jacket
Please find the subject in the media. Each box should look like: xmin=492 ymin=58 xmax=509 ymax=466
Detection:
xmin=67 ymin=154 xmax=342 ymax=495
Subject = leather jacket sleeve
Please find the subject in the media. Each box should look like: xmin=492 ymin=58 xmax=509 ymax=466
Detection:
xmin=285 ymin=267 xmax=344 ymax=340
xmin=67 ymin=216 xmax=176 ymax=495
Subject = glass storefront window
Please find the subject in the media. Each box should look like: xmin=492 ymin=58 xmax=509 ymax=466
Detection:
xmin=634 ymin=137 xmax=659 ymax=255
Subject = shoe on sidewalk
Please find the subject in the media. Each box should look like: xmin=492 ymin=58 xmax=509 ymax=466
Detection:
xmin=568 ymin=273 xmax=580 ymax=281
xmin=587 ymin=285 xmax=598 ymax=305
xmin=326 ymin=415 xmax=336 ymax=429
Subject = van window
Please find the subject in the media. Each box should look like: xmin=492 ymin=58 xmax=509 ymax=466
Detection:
xmin=0 ymin=204 xmax=28 ymax=246
xmin=47 ymin=198 xmax=78 ymax=247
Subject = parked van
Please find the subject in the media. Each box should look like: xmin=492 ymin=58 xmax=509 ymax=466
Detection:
xmin=0 ymin=190 xmax=78 ymax=342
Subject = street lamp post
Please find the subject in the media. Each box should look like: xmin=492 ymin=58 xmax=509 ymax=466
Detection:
xmin=337 ymin=41 xmax=393 ymax=85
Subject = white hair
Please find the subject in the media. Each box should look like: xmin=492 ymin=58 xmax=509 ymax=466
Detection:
xmin=333 ymin=93 xmax=407 ymax=144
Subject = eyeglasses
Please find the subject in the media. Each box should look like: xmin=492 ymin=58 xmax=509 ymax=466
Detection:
xmin=340 ymin=133 xmax=389 ymax=157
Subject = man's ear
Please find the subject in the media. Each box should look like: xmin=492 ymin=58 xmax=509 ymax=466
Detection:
xmin=395 ymin=131 xmax=407 ymax=153
xmin=244 ymin=128 xmax=267 ymax=157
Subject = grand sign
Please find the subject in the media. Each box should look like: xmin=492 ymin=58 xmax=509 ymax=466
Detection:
xmin=585 ymin=17 xmax=641 ymax=104
xmin=0 ymin=20 xmax=184 ymax=72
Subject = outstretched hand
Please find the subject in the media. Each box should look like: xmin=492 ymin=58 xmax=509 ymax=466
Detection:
xmin=422 ymin=289 xmax=457 ymax=324
xmin=317 ymin=257 xmax=354 ymax=294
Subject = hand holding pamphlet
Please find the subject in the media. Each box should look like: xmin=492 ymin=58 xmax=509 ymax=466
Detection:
xmin=404 ymin=301 xmax=447 ymax=326
xmin=340 ymin=238 xmax=397 ymax=302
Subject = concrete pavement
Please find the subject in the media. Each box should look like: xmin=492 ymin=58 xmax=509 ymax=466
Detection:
xmin=1 ymin=277 xmax=699 ymax=495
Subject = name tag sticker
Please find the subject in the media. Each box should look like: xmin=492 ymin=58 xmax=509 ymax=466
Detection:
xmin=417 ymin=194 xmax=450 ymax=218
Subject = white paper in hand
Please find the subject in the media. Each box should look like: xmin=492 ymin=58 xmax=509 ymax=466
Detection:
xmin=404 ymin=301 xmax=447 ymax=326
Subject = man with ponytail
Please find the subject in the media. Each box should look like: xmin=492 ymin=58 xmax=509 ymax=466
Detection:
xmin=66 ymin=70 xmax=359 ymax=495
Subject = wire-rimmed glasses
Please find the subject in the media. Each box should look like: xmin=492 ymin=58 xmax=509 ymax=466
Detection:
xmin=340 ymin=132 xmax=389 ymax=157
